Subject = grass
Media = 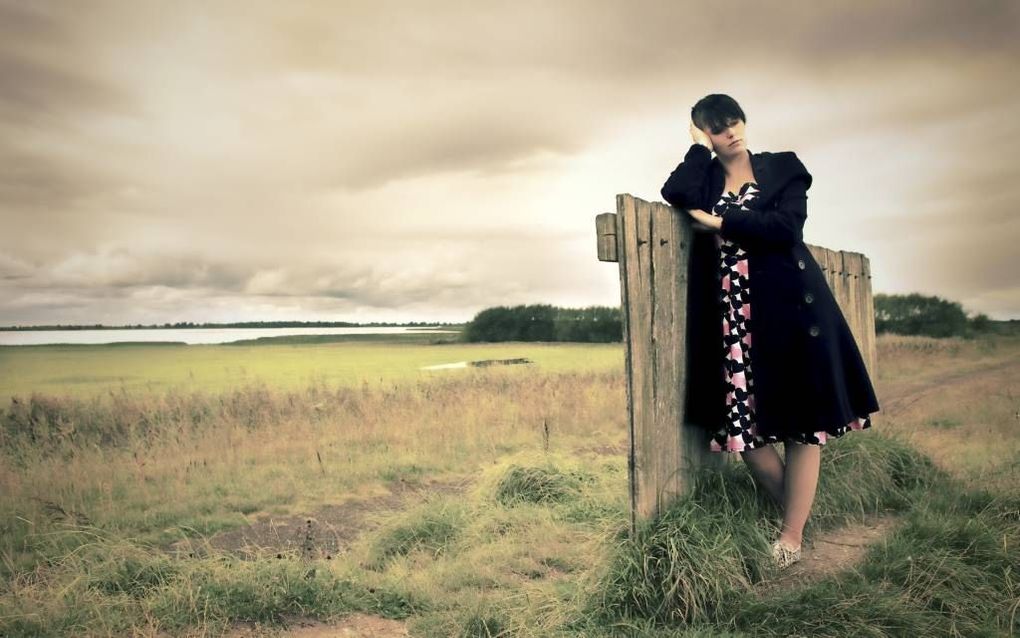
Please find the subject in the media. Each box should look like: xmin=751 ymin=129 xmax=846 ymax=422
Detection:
xmin=1 ymin=333 xmax=1018 ymax=636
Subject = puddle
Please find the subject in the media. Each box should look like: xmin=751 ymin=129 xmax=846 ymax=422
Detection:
xmin=420 ymin=357 xmax=532 ymax=370
xmin=420 ymin=361 xmax=470 ymax=370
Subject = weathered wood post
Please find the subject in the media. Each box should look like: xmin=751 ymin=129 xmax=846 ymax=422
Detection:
xmin=597 ymin=194 xmax=878 ymax=538
xmin=596 ymin=194 xmax=725 ymax=538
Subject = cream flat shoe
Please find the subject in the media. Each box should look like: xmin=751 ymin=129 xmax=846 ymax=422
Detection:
xmin=770 ymin=540 xmax=802 ymax=569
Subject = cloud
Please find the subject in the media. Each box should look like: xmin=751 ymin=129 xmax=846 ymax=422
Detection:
xmin=0 ymin=4 xmax=130 ymax=122
xmin=1 ymin=0 xmax=1018 ymax=324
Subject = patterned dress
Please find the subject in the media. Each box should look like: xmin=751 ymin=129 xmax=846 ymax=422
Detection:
xmin=708 ymin=182 xmax=871 ymax=453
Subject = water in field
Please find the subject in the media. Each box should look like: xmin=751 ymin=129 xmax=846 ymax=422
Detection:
xmin=0 ymin=326 xmax=456 ymax=346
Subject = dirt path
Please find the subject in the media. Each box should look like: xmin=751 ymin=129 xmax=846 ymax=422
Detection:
xmin=164 ymin=475 xmax=475 ymax=561
xmin=752 ymin=513 xmax=903 ymax=598
xmin=875 ymin=355 xmax=1018 ymax=421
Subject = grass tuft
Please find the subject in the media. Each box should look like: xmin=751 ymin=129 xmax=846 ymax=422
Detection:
xmin=493 ymin=464 xmax=581 ymax=506
xmin=364 ymin=499 xmax=468 ymax=571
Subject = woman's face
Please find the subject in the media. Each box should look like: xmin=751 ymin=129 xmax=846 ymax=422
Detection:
xmin=701 ymin=116 xmax=746 ymax=158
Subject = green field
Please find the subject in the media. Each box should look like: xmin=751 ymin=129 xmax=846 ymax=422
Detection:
xmin=0 ymin=333 xmax=623 ymax=400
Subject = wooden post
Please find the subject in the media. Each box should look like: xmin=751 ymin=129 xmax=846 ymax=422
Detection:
xmin=597 ymin=194 xmax=725 ymax=538
xmin=599 ymin=194 xmax=878 ymax=538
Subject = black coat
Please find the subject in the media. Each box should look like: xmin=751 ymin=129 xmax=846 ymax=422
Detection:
xmin=660 ymin=143 xmax=880 ymax=439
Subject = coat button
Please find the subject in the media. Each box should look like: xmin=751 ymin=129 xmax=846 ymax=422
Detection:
xmin=797 ymin=259 xmax=806 ymax=270
xmin=809 ymin=325 xmax=820 ymax=337
xmin=804 ymin=292 xmax=814 ymax=303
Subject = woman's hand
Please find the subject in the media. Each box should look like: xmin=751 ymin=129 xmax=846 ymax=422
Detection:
xmin=690 ymin=120 xmax=714 ymax=153
xmin=687 ymin=208 xmax=721 ymax=232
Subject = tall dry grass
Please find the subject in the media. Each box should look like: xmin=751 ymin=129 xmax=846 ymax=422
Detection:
xmin=1 ymin=368 xmax=626 ymax=573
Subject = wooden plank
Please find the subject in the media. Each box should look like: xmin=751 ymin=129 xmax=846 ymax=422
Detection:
xmin=836 ymin=252 xmax=853 ymax=321
xmin=614 ymin=199 xmax=637 ymax=536
xmin=823 ymin=249 xmax=843 ymax=312
xmin=860 ymin=255 xmax=879 ymax=380
xmin=842 ymin=252 xmax=863 ymax=345
xmin=619 ymin=193 xmax=656 ymax=528
xmin=806 ymin=244 xmax=827 ymax=274
xmin=807 ymin=244 xmax=832 ymax=289
xmin=647 ymin=198 xmax=684 ymax=514
xmin=628 ymin=195 xmax=657 ymax=522
xmin=596 ymin=212 xmax=618 ymax=262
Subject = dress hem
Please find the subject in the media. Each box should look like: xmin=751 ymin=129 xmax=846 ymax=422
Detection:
xmin=709 ymin=414 xmax=873 ymax=453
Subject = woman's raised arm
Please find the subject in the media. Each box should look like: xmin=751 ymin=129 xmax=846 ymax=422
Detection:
xmin=660 ymin=142 xmax=713 ymax=209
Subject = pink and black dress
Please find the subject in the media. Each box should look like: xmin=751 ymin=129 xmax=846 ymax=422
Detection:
xmin=708 ymin=182 xmax=871 ymax=453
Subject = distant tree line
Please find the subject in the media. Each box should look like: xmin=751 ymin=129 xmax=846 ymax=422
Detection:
xmin=875 ymin=293 xmax=1008 ymax=338
xmin=462 ymin=304 xmax=622 ymax=343
xmin=460 ymin=294 xmax=1011 ymax=343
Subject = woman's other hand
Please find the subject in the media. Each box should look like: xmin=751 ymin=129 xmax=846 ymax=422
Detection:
xmin=690 ymin=120 xmax=714 ymax=153
xmin=687 ymin=208 xmax=721 ymax=232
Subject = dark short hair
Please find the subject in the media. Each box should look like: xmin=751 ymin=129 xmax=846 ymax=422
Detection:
xmin=691 ymin=94 xmax=746 ymax=134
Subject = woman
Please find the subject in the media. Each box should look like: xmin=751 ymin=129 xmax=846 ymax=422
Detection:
xmin=659 ymin=94 xmax=880 ymax=569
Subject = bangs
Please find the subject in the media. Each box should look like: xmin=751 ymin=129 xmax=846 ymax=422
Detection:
xmin=702 ymin=113 xmax=742 ymax=134
xmin=691 ymin=94 xmax=746 ymax=134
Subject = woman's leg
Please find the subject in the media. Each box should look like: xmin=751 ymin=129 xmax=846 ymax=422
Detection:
xmin=739 ymin=444 xmax=786 ymax=507
xmin=778 ymin=440 xmax=821 ymax=547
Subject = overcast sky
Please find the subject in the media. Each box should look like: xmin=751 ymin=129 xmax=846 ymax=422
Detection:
xmin=2 ymin=0 xmax=1018 ymax=326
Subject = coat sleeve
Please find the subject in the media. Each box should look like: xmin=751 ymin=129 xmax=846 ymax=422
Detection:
xmin=660 ymin=143 xmax=712 ymax=209
xmin=719 ymin=152 xmax=813 ymax=248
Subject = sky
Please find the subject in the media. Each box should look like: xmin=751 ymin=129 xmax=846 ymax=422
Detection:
xmin=1 ymin=0 xmax=1018 ymax=326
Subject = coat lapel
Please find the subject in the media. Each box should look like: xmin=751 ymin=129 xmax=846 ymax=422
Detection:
xmin=746 ymin=150 xmax=774 ymax=210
